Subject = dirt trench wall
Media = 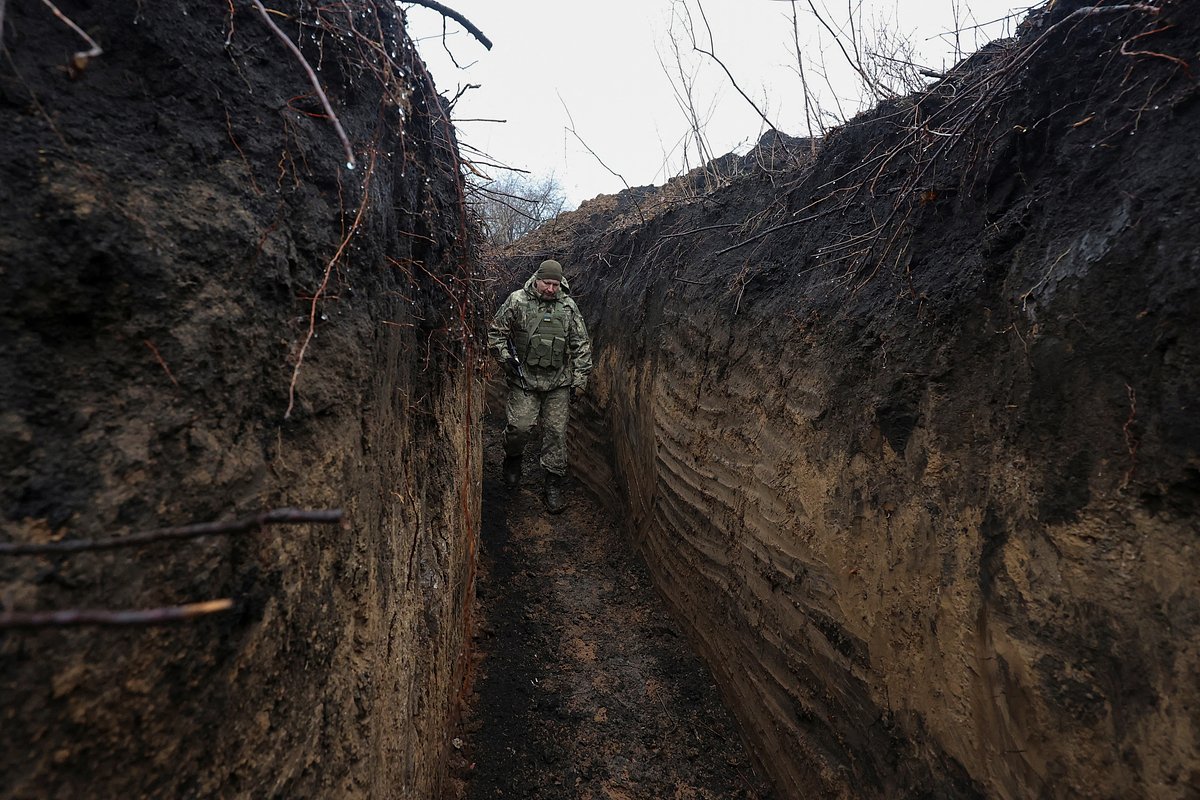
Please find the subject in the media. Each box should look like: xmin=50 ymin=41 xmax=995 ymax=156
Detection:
xmin=520 ymin=8 xmax=1200 ymax=800
xmin=1 ymin=3 xmax=478 ymax=797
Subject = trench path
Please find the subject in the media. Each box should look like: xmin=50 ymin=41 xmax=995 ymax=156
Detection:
xmin=448 ymin=408 xmax=773 ymax=799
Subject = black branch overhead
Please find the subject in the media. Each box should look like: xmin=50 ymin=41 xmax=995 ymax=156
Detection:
xmin=407 ymin=1 xmax=493 ymax=50
xmin=0 ymin=508 xmax=345 ymax=556
xmin=0 ymin=600 xmax=234 ymax=630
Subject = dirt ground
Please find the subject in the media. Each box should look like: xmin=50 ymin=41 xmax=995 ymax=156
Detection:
xmin=446 ymin=404 xmax=774 ymax=800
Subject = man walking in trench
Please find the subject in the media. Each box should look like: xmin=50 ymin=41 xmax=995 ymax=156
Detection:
xmin=487 ymin=259 xmax=592 ymax=514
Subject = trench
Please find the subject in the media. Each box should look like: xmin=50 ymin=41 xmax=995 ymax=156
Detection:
xmin=445 ymin=407 xmax=774 ymax=799
xmin=2 ymin=3 xmax=1199 ymax=799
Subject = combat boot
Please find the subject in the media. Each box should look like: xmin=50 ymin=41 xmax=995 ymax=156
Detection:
xmin=502 ymin=455 xmax=522 ymax=488
xmin=544 ymin=472 xmax=567 ymax=514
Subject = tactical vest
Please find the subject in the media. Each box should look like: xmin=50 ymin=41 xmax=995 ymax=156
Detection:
xmin=515 ymin=302 xmax=570 ymax=369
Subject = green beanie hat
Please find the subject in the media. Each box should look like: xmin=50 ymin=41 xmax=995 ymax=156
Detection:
xmin=536 ymin=259 xmax=564 ymax=280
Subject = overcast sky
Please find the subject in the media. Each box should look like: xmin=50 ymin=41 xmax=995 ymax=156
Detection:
xmin=404 ymin=1 xmax=1030 ymax=207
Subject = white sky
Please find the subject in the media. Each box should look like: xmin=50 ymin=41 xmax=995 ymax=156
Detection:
xmin=404 ymin=1 xmax=1031 ymax=207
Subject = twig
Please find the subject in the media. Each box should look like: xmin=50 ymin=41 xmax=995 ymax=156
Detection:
xmin=39 ymin=0 xmax=102 ymax=68
xmin=404 ymin=0 xmax=492 ymax=50
xmin=0 ymin=508 xmax=344 ymax=556
xmin=803 ymin=0 xmax=893 ymax=101
xmin=446 ymin=82 xmax=480 ymax=109
xmin=1 ymin=599 xmax=233 ymax=629
xmin=868 ymin=50 xmax=939 ymax=76
xmin=247 ymin=0 xmax=356 ymax=169
xmin=928 ymin=4 xmax=1038 ymax=39
xmin=689 ymin=0 xmax=784 ymax=135
xmin=558 ymin=93 xmax=645 ymax=224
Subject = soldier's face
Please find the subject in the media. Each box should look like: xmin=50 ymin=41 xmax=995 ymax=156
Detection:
xmin=535 ymin=279 xmax=560 ymax=298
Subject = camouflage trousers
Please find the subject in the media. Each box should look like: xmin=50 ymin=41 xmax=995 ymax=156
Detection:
xmin=504 ymin=385 xmax=571 ymax=477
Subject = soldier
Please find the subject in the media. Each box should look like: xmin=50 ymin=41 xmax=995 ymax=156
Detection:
xmin=487 ymin=259 xmax=592 ymax=513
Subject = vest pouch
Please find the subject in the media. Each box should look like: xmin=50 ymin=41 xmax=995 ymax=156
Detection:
xmin=527 ymin=333 xmax=554 ymax=367
xmin=527 ymin=333 xmax=567 ymax=368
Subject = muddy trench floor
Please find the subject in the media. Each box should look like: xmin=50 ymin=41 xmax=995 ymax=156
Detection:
xmin=446 ymin=410 xmax=774 ymax=799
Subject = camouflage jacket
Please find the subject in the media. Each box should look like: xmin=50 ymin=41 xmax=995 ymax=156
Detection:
xmin=487 ymin=273 xmax=592 ymax=392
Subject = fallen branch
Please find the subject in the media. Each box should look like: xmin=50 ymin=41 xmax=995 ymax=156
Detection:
xmin=405 ymin=0 xmax=493 ymax=50
xmin=0 ymin=508 xmax=343 ymax=556
xmin=1 ymin=599 xmax=233 ymax=630
xmin=247 ymin=0 xmax=356 ymax=169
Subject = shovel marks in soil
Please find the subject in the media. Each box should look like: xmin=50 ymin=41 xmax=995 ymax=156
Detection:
xmin=452 ymin=427 xmax=773 ymax=799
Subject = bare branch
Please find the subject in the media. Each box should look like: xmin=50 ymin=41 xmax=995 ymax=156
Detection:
xmin=789 ymin=0 xmax=824 ymax=141
xmin=446 ymin=81 xmax=480 ymax=109
xmin=931 ymin=4 xmax=1041 ymax=41
xmin=247 ymin=0 xmax=356 ymax=169
xmin=688 ymin=0 xmax=784 ymax=134
xmin=468 ymin=172 xmax=567 ymax=245
xmin=1 ymin=599 xmax=234 ymax=630
xmin=0 ymin=508 xmax=344 ymax=556
xmin=558 ymin=93 xmax=646 ymax=222
xmin=404 ymin=0 xmax=493 ymax=50
xmin=559 ymin=96 xmax=630 ymax=189
xmin=803 ymin=0 xmax=894 ymax=100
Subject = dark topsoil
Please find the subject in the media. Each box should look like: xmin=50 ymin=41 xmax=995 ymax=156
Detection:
xmin=446 ymin=404 xmax=774 ymax=800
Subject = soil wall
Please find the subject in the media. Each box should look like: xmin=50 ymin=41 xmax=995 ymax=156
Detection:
xmin=1 ymin=2 xmax=478 ymax=797
xmin=516 ymin=6 xmax=1199 ymax=798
